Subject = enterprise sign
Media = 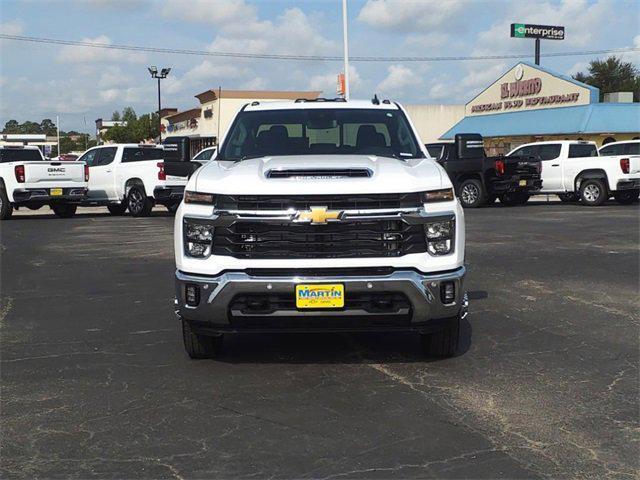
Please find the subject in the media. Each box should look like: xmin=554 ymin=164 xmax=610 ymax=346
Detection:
xmin=510 ymin=23 xmax=565 ymax=40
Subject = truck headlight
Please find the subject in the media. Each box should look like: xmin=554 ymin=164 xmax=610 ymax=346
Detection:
xmin=423 ymin=188 xmax=454 ymax=203
xmin=184 ymin=219 xmax=213 ymax=258
xmin=184 ymin=191 xmax=216 ymax=205
xmin=425 ymin=217 xmax=455 ymax=256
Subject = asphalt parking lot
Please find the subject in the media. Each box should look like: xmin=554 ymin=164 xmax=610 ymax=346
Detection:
xmin=1 ymin=200 xmax=638 ymax=479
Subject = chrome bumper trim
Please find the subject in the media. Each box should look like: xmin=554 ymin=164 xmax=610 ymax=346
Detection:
xmin=175 ymin=266 xmax=466 ymax=327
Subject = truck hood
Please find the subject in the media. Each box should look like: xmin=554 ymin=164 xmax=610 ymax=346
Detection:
xmin=193 ymin=155 xmax=446 ymax=195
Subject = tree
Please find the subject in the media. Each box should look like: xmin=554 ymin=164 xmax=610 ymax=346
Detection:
xmin=122 ymin=107 xmax=137 ymax=124
xmin=573 ymin=56 xmax=640 ymax=102
xmin=3 ymin=120 xmax=20 ymax=133
xmin=111 ymin=111 xmax=121 ymax=121
xmin=101 ymin=108 xmax=159 ymax=143
xmin=40 ymin=119 xmax=57 ymax=136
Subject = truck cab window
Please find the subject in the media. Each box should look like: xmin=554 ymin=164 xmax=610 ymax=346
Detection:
xmin=537 ymin=144 xmax=561 ymax=161
xmin=79 ymin=149 xmax=99 ymax=167
xmin=568 ymin=144 xmax=598 ymax=158
xmin=97 ymin=147 xmax=117 ymax=166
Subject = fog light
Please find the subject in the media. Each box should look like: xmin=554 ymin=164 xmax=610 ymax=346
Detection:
xmin=441 ymin=281 xmax=455 ymax=304
xmin=185 ymin=284 xmax=200 ymax=306
xmin=427 ymin=239 xmax=451 ymax=256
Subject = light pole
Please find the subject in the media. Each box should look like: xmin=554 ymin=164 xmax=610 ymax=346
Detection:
xmin=148 ymin=66 xmax=171 ymax=142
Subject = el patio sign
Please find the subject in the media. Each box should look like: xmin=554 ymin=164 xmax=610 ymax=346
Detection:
xmin=510 ymin=23 xmax=565 ymax=40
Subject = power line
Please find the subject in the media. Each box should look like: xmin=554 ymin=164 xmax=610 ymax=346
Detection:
xmin=1 ymin=33 xmax=638 ymax=62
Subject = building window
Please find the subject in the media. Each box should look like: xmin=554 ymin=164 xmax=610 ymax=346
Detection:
xmin=602 ymin=137 xmax=617 ymax=145
xmin=204 ymin=109 xmax=213 ymax=119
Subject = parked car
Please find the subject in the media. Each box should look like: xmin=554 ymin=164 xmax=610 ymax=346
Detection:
xmin=0 ymin=145 xmax=88 ymax=219
xmin=175 ymin=98 xmax=468 ymax=359
xmin=598 ymin=140 xmax=640 ymax=203
xmin=57 ymin=154 xmax=79 ymax=162
xmin=77 ymin=144 xmax=189 ymax=216
xmin=506 ymin=140 xmax=640 ymax=206
xmin=425 ymin=134 xmax=542 ymax=207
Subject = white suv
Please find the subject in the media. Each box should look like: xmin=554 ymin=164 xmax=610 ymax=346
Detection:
xmin=174 ymin=99 xmax=467 ymax=358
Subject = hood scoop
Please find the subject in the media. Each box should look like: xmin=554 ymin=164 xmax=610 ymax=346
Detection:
xmin=265 ymin=168 xmax=372 ymax=179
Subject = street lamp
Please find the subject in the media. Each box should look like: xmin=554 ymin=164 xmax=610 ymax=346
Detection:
xmin=148 ymin=66 xmax=171 ymax=142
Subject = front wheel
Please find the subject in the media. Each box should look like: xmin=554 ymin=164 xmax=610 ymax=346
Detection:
xmin=420 ymin=315 xmax=460 ymax=358
xmin=127 ymin=185 xmax=153 ymax=217
xmin=182 ymin=318 xmax=223 ymax=359
xmin=579 ymin=178 xmax=607 ymax=206
xmin=0 ymin=186 xmax=13 ymax=220
xmin=458 ymin=179 xmax=485 ymax=208
xmin=51 ymin=204 xmax=77 ymax=218
xmin=613 ymin=189 xmax=639 ymax=205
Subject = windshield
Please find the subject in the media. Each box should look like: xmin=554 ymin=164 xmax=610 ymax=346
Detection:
xmin=0 ymin=148 xmax=43 ymax=163
xmin=219 ymin=108 xmax=423 ymax=161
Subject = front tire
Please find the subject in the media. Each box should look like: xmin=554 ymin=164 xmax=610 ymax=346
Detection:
xmin=107 ymin=203 xmax=127 ymax=216
xmin=51 ymin=204 xmax=77 ymax=218
xmin=127 ymin=185 xmax=153 ymax=217
xmin=182 ymin=318 xmax=223 ymax=359
xmin=0 ymin=186 xmax=13 ymax=220
xmin=613 ymin=189 xmax=639 ymax=205
xmin=420 ymin=315 xmax=460 ymax=358
xmin=458 ymin=179 xmax=485 ymax=208
xmin=579 ymin=178 xmax=607 ymax=206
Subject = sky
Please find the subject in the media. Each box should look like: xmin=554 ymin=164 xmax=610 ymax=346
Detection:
xmin=0 ymin=0 xmax=639 ymax=133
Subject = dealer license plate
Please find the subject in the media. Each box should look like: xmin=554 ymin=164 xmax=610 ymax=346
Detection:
xmin=519 ymin=180 xmax=527 ymax=187
xmin=50 ymin=188 xmax=63 ymax=196
xmin=295 ymin=284 xmax=344 ymax=309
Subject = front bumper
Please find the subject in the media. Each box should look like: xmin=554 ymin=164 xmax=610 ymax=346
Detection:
xmin=489 ymin=176 xmax=542 ymax=194
xmin=175 ymin=266 xmax=467 ymax=334
xmin=12 ymin=187 xmax=88 ymax=204
xmin=154 ymin=185 xmax=185 ymax=203
xmin=616 ymin=178 xmax=640 ymax=191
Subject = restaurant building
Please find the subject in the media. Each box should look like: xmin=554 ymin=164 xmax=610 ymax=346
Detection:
xmin=438 ymin=61 xmax=639 ymax=155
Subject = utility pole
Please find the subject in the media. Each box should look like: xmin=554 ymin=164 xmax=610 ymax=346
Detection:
xmin=148 ymin=66 xmax=171 ymax=142
xmin=534 ymin=38 xmax=541 ymax=65
xmin=56 ymin=115 xmax=60 ymax=157
xmin=342 ymin=0 xmax=350 ymax=100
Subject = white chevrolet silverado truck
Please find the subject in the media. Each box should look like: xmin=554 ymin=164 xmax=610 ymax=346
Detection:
xmin=174 ymin=99 xmax=467 ymax=358
xmin=506 ymin=140 xmax=640 ymax=205
xmin=0 ymin=145 xmax=88 ymax=219
xmin=77 ymin=144 xmax=188 ymax=216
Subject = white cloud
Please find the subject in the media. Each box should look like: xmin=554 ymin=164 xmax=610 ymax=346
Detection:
xmin=376 ymin=64 xmax=422 ymax=96
xmin=162 ymin=0 xmax=254 ymax=26
xmin=207 ymin=7 xmax=336 ymax=57
xmin=0 ymin=20 xmax=24 ymax=35
xmin=358 ymin=0 xmax=463 ymax=32
xmin=56 ymin=35 xmax=146 ymax=64
xmin=567 ymin=61 xmax=590 ymax=77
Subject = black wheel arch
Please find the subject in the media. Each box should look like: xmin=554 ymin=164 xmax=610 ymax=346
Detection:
xmin=575 ymin=169 xmax=609 ymax=193
xmin=124 ymin=178 xmax=148 ymax=198
xmin=454 ymin=173 xmax=485 ymax=194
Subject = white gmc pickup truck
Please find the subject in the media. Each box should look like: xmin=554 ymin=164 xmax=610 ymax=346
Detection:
xmin=506 ymin=140 xmax=640 ymax=205
xmin=0 ymin=145 xmax=88 ymax=219
xmin=77 ymin=144 xmax=188 ymax=216
xmin=174 ymin=99 xmax=467 ymax=359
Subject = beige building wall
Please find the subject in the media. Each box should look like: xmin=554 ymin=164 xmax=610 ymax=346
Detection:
xmin=404 ymin=105 xmax=466 ymax=144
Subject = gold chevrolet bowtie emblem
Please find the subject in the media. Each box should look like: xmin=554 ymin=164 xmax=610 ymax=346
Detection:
xmin=296 ymin=206 xmax=342 ymax=224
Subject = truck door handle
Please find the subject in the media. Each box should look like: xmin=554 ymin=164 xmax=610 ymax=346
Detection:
xmin=551 ymin=164 xmax=559 ymax=167
xmin=106 ymin=170 xmax=112 ymax=173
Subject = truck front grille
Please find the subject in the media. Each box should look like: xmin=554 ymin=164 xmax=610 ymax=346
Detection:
xmin=216 ymin=192 xmax=422 ymax=211
xmin=212 ymin=220 xmax=427 ymax=259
